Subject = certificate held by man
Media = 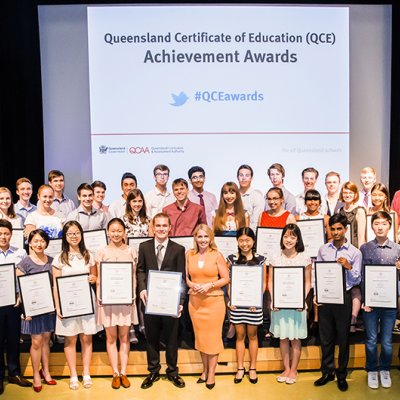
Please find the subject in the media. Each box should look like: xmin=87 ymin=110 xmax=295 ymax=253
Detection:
xmin=230 ymin=264 xmax=263 ymax=308
xmin=315 ymin=261 xmax=345 ymax=305
xmin=145 ymin=270 xmax=182 ymax=317
xmin=364 ymin=264 xmax=398 ymax=309
xmin=0 ymin=263 xmax=17 ymax=308
xmin=273 ymin=266 xmax=304 ymax=309
xmin=56 ymin=273 xmax=94 ymax=318
xmin=18 ymin=271 xmax=55 ymax=317
xmin=100 ymin=261 xmax=133 ymax=305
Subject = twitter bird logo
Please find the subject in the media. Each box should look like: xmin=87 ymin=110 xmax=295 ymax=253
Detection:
xmin=170 ymin=92 xmax=188 ymax=106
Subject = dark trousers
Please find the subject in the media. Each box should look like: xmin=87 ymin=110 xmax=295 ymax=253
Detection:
xmin=318 ymin=291 xmax=352 ymax=379
xmin=144 ymin=312 xmax=179 ymax=376
xmin=0 ymin=305 xmax=22 ymax=380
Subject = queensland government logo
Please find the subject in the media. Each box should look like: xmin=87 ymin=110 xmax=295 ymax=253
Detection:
xmin=99 ymin=145 xmax=108 ymax=154
xmin=129 ymin=146 xmax=150 ymax=154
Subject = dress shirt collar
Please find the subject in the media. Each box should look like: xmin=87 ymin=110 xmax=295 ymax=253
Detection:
xmin=0 ymin=246 xmax=15 ymax=257
xmin=327 ymin=240 xmax=350 ymax=251
xmin=77 ymin=205 xmax=98 ymax=216
xmin=372 ymin=238 xmax=393 ymax=249
xmin=154 ymin=238 xmax=169 ymax=250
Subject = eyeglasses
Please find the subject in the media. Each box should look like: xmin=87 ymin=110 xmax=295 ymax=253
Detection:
xmin=66 ymin=232 xmax=81 ymax=237
xmin=191 ymin=175 xmax=204 ymax=181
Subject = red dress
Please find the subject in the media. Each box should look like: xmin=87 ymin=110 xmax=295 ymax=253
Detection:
xmin=259 ymin=211 xmax=289 ymax=228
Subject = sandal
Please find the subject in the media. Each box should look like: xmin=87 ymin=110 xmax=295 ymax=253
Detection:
xmin=69 ymin=376 xmax=79 ymax=390
xmin=234 ymin=368 xmax=246 ymax=384
xmin=249 ymin=368 xmax=258 ymax=384
xmin=82 ymin=375 xmax=92 ymax=389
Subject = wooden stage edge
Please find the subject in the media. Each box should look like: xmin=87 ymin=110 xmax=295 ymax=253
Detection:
xmin=21 ymin=344 xmax=400 ymax=376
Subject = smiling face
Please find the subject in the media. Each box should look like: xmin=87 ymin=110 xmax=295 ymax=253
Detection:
xmin=266 ymin=190 xmax=284 ymax=211
xmin=305 ymin=197 xmax=321 ymax=214
xmin=302 ymin=172 xmax=317 ymax=191
xmin=29 ymin=233 xmax=47 ymax=254
xmin=0 ymin=191 xmax=12 ymax=214
xmin=38 ymin=187 xmax=54 ymax=208
xmin=153 ymin=216 xmax=171 ymax=242
xmin=282 ymin=230 xmax=298 ymax=251
xmin=0 ymin=227 xmax=11 ymax=250
xmin=93 ymin=186 xmax=106 ymax=204
xmin=172 ymin=182 xmax=189 ymax=202
xmin=16 ymin=182 xmax=33 ymax=202
xmin=223 ymin=189 xmax=236 ymax=205
xmin=325 ymin=175 xmax=340 ymax=195
xmin=360 ymin=171 xmax=376 ymax=192
xmin=342 ymin=188 xmax=356 ymax=205
xmin=122 ymin=178 xmax=136 ymax=198
xmin=190 ymin=171 xmax=205 ymax=192
xmin=129 ymin=195 xmax=144 ymax=215
xmin=195 ymin=229 xmax=211 ymax=251
xmin=237 ymin=234 xmax=254 ymax=254
xmin=49 ymin=176 xmax=65 ymax=194
xmin=107 ymin=221 xmax=125 ymax=245
xmin=78 ymin=189 xmax=93 ymax=210
xmin=371 ymin=189 xmax=386 ymax=209
xmin=65 ymin=225 xmax=82 ymax=247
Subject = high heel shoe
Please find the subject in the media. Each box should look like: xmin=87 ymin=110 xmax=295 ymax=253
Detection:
xmin=249 ymin=369 xmax=258 ymax=384
xmin=206 ymin=382 xmax=215 ymax=390
xmin=39 ymin=369 xmax=57 ymax=385
xmin=196 ymin=373 xmax=207 ymax=384
xmin=234 ymin=368 xmax=246 ymax=384
xmin=33 ymin=385 xmax=42 ymax=393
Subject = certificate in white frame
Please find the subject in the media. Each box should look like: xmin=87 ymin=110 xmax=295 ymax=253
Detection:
xmin=127 ymin=237 xmax=150 ymax=253
xmin=145 ymin=270 xmax=182 ymax=317
xmin=10 ymin=229 xmax=24 ymax=250
xmin=56 ymin=273 xmax=94 ymax=318
xmin=364 ymin=264 xmax=398 ymax=309
xmin=256 ymin=227 xmax=283 ymax=260
xmin=170 ymin=236 xmax=194 ymax=252
xmin=83 ymin=229 xmax=108 ymax=254
xmin=214 ymin=236 xmax=238 ymax=259
xmin=315 ymin=261 xmax=345 ymax=305
xmin=297 ymin=219 xmax=326 ymax=258
xmin=100 ymin=262 xmax=133 ymax=305
xmin=273 ymin=266 xmax=305 ymax=309
xmin=18 ymin=271 xmax=55 ymax=317
xmin=230 ymin=264 xmax=263 ymax=308
xmin=45 ymin=238 xmax=62 ymax=258
xmin=0 ymin=263 xmax=17 ymax=308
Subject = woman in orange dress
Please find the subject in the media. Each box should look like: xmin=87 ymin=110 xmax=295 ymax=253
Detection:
xmin=186 ymin=224 xmax=230 ymax=389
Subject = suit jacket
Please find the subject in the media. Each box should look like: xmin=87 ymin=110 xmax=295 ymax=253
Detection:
xmin=137 ymin=238 xmax=187 ymax=305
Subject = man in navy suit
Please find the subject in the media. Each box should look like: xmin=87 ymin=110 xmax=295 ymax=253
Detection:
xmin=137 ymin=213 xmax=186 ymax=389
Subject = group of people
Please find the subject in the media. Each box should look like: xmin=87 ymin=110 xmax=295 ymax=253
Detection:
xmin=0 ymin=163 xmax=399 ymax=394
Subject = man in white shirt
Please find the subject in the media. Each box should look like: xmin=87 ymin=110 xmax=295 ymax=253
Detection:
xmin=237 ymin=164 xmax=264 ymax=231
xmin=265 ymin=163 xmax=296 ymax=214
xmin=324 ymin=171 xmax=344 ymax=216
xmin=295 ymin=167 xmax=327 ymax=215
xmin=357 ymin=167 xmax=377 ymax=209
xmin=145 ymin=165 xmax=174 ymax=219
xmin=109 ymin=172 xmax=137 ymax=218
xmin=187 ymin=166 xmax=217 ymax=227
xmin=14 ymin=177 xmax=36 ymax=223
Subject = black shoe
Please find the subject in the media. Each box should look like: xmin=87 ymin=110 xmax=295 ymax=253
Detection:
xmin=140 ymin=373 xmax=160 ymax=389
xmin=248 ymin=368 xmax=258 ymax=384
xmin=206 ymin=382 xmax=215 ymax=390
xmin=0 ymin=380 xmax=3 ymax=395
xmin=8 ymin=375 xmax=33 ymax=387
xmin=234 ymin=368 xmax=246 ymax=384
xmin=314 ymin=373 xmax=335 ymax=386
xmin=337 ymin=378 xmax=348 ymax=391
xmin=196 ymin=374 xmax=207 ymax=384
xmin=167 ymin=375 xmax=185 ymax=388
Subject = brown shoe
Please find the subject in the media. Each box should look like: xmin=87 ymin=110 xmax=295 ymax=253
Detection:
xmin=111 ymin=374 xmax=121 ymax=389
xmin=8 ymin=375 xmax=33 ymax=387
xmin=120 ymin=374 xmax=130 ymax=388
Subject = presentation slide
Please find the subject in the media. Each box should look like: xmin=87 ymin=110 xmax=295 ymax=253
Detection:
xmin=87 ymin=5 xmax=349 ymax=199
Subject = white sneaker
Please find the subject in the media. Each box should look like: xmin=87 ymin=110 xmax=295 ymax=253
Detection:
xmin=380 ymin=370 xmax=392 ymax=388
xmin=367 ymin=371 xmax=379 ymax=389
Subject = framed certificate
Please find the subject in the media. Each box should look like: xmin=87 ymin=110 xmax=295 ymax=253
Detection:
xmin=273 ymin=266 xmax=305 ymax=309
xmin=45 ymin=238 xmax=62 ymax=258
xmin=83 ymin=229 xmax=108 ymax=253
xmin=297 ymin=219 xmax=326 ymax=258
xmin=364 ymin=264 xmax=398 ymax=308
xmin=214 ymin=236 xmax=237 ymax=259
xmin=145 ymin=270 xmax=182 ymax=317
xmin=10 ymin=229 xmax=24 ymax=250
xmin=56 ymin=273 xmax=94 ymax=318
xmin=0 ymin=263 xmax=17 ymax=307
xmin=256 ymin=227 xmax=283 ymax=260
xmin=230 ymin=264 xmax=263 ymax=308
xmin=170 ymin=236 xmax=194 ymax=252
xmin=18 ymin=271 xmax=55 ymax=317
xmin=315 ymin=261 xmax=345 ymax=305
xmin=366 ymin=212 xmax=396 ymax=242
xmin=127 ymin=237 xmax=150 ymax=253
xmin=100 ymin=262 xmax=133 ymax=305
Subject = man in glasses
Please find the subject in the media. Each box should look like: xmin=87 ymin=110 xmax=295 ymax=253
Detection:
xmin=187 ymin=166 xmax=217 ymax=227
xmin=145 ymin=165 xmax=174 ymax=219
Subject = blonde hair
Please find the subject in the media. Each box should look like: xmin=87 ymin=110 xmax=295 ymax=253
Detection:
xmin=190 ymin=224 xmax=218 ymax=254
xmin=360 ymin=166 xmax=376 ymax=176
xmin=37 ymin=184 xmax=54 ymax=199
xmin=0 ymin=187 xmax=16 ymax=218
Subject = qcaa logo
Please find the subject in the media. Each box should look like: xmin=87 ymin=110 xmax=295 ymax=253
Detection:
xmin=129 ymin=146 xmax=150 ymax=154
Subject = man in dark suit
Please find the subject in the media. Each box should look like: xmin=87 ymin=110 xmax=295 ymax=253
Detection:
xmin=137 ymin=213 xmax=186 ymax=389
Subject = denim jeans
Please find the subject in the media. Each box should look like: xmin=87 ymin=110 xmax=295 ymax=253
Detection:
xmin=363 ymin=308 xmax=397 ymax=371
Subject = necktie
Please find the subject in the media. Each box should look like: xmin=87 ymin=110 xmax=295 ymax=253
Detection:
xmin=363 ymin=192 xmax=369 ymax=208
xmin=198 ymin=194 xmax=205 ymax=207
xmin=156 ymin=244 xmax=164 ymax=269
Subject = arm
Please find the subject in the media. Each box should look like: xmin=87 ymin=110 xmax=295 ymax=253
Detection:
xmin=267 ymin=264 xmax=274 ymax=308
xmin=185 ymin=252 xmax=196 ymax=291
xmin=356 ymin=207 xmax=367 ymax=247
xmin=257 ymin=212 xmax=263 ymax=227
xmin=286 ymin=213 xmax=297 ymax=225
xmin=24 ymin=224 xmax=36 ymax=239
xmin=52 ymin=266 xmax=62 ymax=318
xmin=196 ymin=252 xmax=230 ymax=294
xmin=136 ymin=243 xmax=148 ymax=305
xmin=305 ymin=263 xmax=312 ymax=298
xmin=244 ymin=211 xmax=250 ymax=228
